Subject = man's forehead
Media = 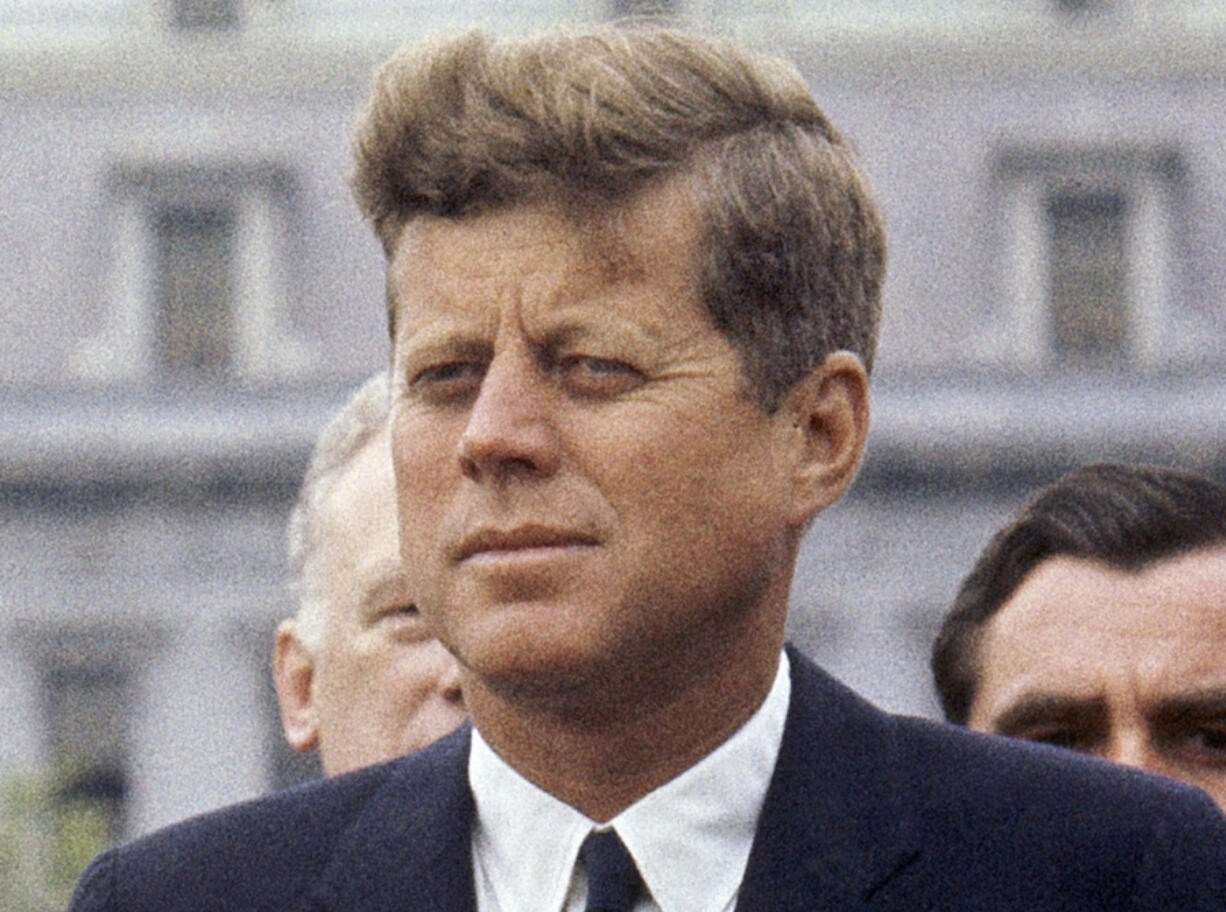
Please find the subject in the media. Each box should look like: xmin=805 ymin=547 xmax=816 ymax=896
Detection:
xmin=400 ymin=200 xmax=670 ymax=273
xmin=991 ymin=552 xmax=1226 ymax=641
xmin=974 ymin=552 xmax=1226 ymax=717
xmin=388 ymin=181 xmax=699 ymax=301
xmin=387 ymin=194 xmax=702 ymax=343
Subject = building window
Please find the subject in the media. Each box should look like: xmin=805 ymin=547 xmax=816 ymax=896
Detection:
xmin=1046 ymin=188 xmax=1128 ymax=363
xmin=611 ymin=0 xmax=676 ymax=17
xmin=153 ymin=203 xmax=237 ymax=379
xmin=1054 ymin=0 xmax=1124 ymax=18
xmin=73 ymin=161 xmax=314 ymax=384
xmin=985 ymin=145 xmax=1187 ymax=370
xmin=1055 ymin=0 xmax=1110 ymax=12
xmin=42 ymin=666 xmax=130 ymax=844
xmin=171 ymin=0 xmax=240 ymax=30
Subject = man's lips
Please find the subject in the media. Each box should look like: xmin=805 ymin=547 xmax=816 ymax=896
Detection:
xmin=454 ymin=525 xmax=598 ymax=562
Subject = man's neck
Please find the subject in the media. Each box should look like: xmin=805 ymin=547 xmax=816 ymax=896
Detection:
xmin=463 ymin=629 xmax=785 ymax=822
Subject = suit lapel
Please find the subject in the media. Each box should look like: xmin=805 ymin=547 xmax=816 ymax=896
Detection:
xmin=306 ymin=652 xmax=923 ymax=912
xmin=735 ymin=648 xmax=922 ymax=912
xmin=311 ymin=725 xmax=478 ymax=912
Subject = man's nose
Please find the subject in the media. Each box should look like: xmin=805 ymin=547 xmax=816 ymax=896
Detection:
xmin=1103 ymin=730 xmax=1171 ymax=779
xmin=458 ymin=350 xmax=561 ymax=482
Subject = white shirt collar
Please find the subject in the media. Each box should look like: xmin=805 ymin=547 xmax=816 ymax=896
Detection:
xmin=469 ymin=651 xmax=792 ymax=912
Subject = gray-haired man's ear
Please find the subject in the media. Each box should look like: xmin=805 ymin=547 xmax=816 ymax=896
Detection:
xmin=272 ymin=620 xmax=321 ymax=753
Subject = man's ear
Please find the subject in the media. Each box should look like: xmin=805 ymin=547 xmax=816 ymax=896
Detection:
xmin=780 ymin=350 xmax=870 ymax=528
xmin=272 ymin=620 xmax=320 ymax=753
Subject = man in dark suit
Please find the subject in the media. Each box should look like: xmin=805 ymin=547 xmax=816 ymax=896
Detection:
xmin=932 ymin=462 xmax=1226 ymax=811
xmin=70 ymin=24 xmax=1226 ymax=911
xmin=273 ymin=372 xmax=467 ymax=776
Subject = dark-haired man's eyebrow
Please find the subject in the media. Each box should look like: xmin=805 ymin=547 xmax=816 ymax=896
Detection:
xmin=989 ymin=694 xmax=1108 ymax=740
xmin=1150 ymin=688 xmax=1226 ymax=727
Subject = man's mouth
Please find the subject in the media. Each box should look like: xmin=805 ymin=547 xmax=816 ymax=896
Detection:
xmin=454 ymin=525 xmax=598 ymax=562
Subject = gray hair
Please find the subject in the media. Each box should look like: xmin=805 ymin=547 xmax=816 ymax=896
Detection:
xmin=286 ymin=372 xmax=391 ymax=650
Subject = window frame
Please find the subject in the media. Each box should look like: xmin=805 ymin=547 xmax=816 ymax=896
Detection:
xmin=72 ymin=160 xmax=314 ymax=385
xmin=982 ymin=143 xmax=1187 ymax=370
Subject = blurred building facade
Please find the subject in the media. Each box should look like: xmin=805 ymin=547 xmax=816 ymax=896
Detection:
xmin=2 ymin=0 xmax=1225 ymax=855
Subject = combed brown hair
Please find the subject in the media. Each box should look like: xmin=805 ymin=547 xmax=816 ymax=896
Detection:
xmin=932 ymin=462 xmax=1226 ymax=725
xmin=350 ymin=25 xmax=884 ymax=409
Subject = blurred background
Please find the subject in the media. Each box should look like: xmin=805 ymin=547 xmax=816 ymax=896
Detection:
xmin=3 ymin=0 xmax=1226 ymax=905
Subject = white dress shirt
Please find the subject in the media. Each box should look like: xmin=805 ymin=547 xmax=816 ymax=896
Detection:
xmin=469 ymin=651 xmax=791 ymax=912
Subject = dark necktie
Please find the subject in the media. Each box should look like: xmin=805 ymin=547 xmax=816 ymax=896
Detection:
xmin=581 ymin=829 xmax=645 ymax=912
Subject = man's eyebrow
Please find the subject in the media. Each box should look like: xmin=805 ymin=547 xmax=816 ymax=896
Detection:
xmin=989 ymin=694 xmax=1108 ymax=737
xmin=539 ymin=315 xmax=667 ymax=352
xmin=398 ymin=331 xmax=491 ymax=365
xmin=1150 ymin=688 xmax=1226 ymax=723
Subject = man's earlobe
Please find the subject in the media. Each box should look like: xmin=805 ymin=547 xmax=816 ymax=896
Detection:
xmin=784 ymin=350 xmax=870 ymax=526
xmin=272 ymin=621 xmax=321 ymax=754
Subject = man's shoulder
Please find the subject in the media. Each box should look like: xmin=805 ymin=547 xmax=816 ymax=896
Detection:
xmin=778 ymin=649 xmax=1226 ymax=907
xmin=790 ymin=647 xmax=1220 ymax=829
xmin=788 ymin=645 xmax=1215 ymax=821
xmin=891 ymin=706 xmax=1213 ymax=822
xmin=888 ymin=711 xmax=1226 ymax=904
xmin=68 ymin=726 xmax=473 ymax=912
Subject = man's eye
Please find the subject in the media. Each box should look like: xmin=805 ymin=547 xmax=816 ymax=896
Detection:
xmin=1033 ymin=731 xmax=1082 ymax=750
xmin=559 ymin=356 xmax=643 ymax=396
xmin=375 ymin=603 xmax=420 ymax=623
xmin=1013 ymin=727 xmax=1091 ymax=752
xmin=1199 ymin=727 xmax=1226 ymax=750
xmin=379 ymin=604 xmax=432 ymax=642
xmin=1171 ymin=723 xmax=1226 ymax=764
xmin=411 ymin=362 xmax=483 ymax=400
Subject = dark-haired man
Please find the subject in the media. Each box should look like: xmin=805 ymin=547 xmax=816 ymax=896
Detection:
xmin=933 ymin=462 xmax=1226 ymax=811
xmin=71 ymin=28 xmax=1226 ymax=912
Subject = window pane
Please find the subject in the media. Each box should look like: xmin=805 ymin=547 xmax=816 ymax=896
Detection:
xmin=1046 ymin=190 xmax=1128 ymax=361
xmin=43 ymin=666 xmax=129 ymax=844
xmin=171 ymin=0 xmax=239 ymax=29
xmin=610 ymin=0 xmax=675 ymax=17
xmin=1054 ymin=0 xmax=1110 ymax=13
xmin=153 ymin=204 xmax=236 ymax=379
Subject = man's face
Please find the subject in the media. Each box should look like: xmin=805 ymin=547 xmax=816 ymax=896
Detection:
xmin=275 ymin=426 xmax=467 ymax=776
xmin=387 ymin=183 xmax=807 ymax=708
xmin=967 ymin=546 xmax=1226 ymax=810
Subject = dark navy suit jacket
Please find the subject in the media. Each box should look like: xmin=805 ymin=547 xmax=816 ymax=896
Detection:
xmin=70 ymin=647 xmax=1226 ymax=911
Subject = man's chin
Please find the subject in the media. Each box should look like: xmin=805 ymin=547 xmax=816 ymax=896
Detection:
xmin=459 ymin=631 xmax=625 ymax=707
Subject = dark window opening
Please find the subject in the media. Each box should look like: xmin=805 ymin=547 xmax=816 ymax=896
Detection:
xmin=1046 ymin=189 xmax=1128 ymax=362
xmin=153 ymin=203 xmax=237 ymax=379
xmin=42 ymin=665 xmax=130 ymax=847
xmin=611 ymin=0 xmax=676 ymax=18
xmin=1054 ymin=0 xmax=1112 ymax=14
xmin=172 ymin=0 xmax=240 ymax=30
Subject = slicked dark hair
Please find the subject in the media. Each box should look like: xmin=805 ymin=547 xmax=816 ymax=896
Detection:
xmin=932 ymin=462 xmax=1226 ymax=724
xmin=350 ymin=25 xmax=884 ymax=410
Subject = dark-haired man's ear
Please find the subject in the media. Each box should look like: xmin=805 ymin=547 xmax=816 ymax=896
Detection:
xmin=272 ymin=620 xmax=321 ymax=753
xmin=780 ymin=350 xmax=869 ymax=529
